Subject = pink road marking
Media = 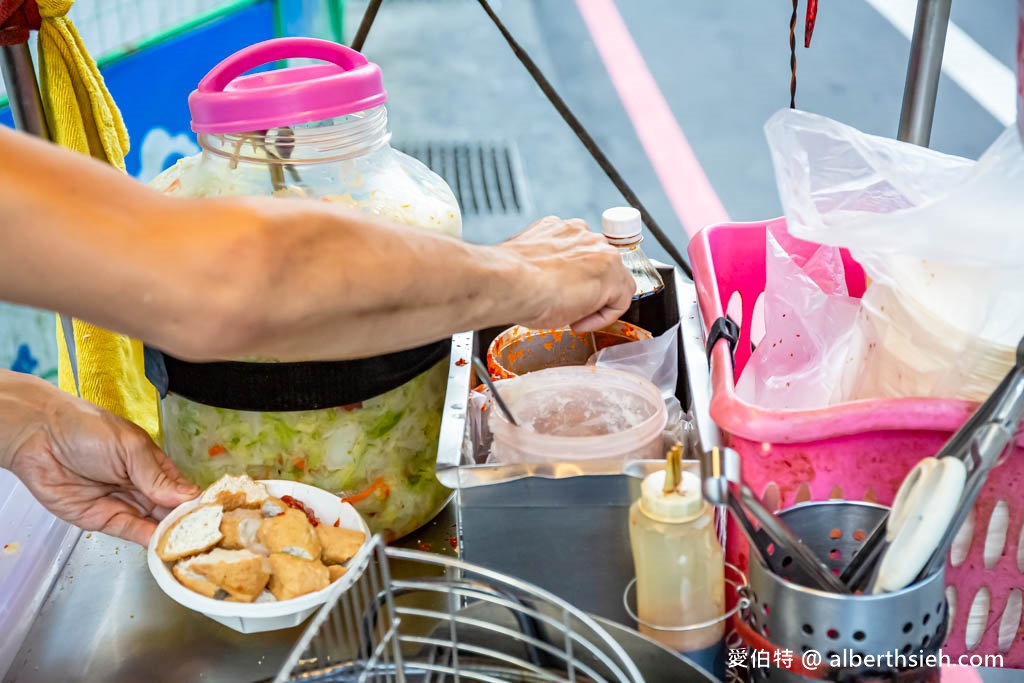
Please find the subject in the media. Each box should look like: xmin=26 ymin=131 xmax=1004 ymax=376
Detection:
xmin=575 ymin=0 xmax=729 ymax=237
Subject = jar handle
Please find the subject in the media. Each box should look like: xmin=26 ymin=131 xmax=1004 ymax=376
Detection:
xmin=198 ymin=38 xmax=368 ymax=93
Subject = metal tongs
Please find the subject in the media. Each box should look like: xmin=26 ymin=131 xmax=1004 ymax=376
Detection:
xmin=842 ymin=336 xmax=1024 ymax=594
xmin=701 ymin=446 xmax=850 ymax=593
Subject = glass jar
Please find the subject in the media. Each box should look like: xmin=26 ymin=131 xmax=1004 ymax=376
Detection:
xmin=148 ymin=38 xmax=461 ymax=541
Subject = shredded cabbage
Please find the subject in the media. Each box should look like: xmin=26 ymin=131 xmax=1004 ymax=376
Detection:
xmin=162 ymin=359 xmax=450 ymax=541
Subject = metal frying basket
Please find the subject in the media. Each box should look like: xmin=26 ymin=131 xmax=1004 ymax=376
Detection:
xmin=274 ymin=536 xmax=646 ymax=682
xmin=744 ymin=502 xmax=947 ymax=683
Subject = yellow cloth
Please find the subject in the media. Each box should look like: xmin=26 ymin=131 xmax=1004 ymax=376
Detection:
xmin=38 ymin=0 xmax=161 ymax=442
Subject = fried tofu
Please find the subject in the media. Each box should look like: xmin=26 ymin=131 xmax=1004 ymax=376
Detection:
xmin=173 ymin=557 xmax=220 ymax=598
xmin=190 ymin=548 xmax=271 ymax=603
xmin=199 ymin=475 xmax=270 ymax=511
xmin=165 ymin=475 xmax=361 ymax=603
xmin=267 ymin=553 xmax=330 ymax=600
xmin=257 ymin=508 xmax=321 ymax=560
xmin=261 ymin=496 xmax=288 ymax=518
xmin=220 ymin=509 xmax=264 ymax=552
xmin=158 ymin=504 xmax=224 ymax=562
xmin=316 ymin=525 xmax=366 ymax=565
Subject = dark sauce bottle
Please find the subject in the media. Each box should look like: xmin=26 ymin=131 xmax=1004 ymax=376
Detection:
xmin=602 ymin=207 xmax=670 ymax=336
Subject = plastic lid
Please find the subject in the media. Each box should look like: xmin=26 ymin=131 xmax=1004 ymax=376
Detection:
xmin=601 ymin=206 xmax=642 ymax=240
xmin=189 ymin=38 xmax=387 ymax=134
xmin=639 ymin=470 xmax=706 ymax=523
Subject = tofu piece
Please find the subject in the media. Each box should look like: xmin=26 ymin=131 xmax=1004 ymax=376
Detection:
xmin=316 ymin=525 xmax=366 ymax=565
xmin=173 ymin=557 xmax=220 ymax=598
xmin=158 ymin=504 xmax=223 ymax=561
xmin=267 ymin=553 xmax=330 ymax=600
xmin=220 ymin=509 xmax=264 ymax=552
xmin=199 ymin=474 xmax=269 ymax=511
xmin=190 ymin=548 xmax=271 ymax=603
xmin=261 ymin=497 xmax=288 ymax=518
xmin=328 ymin=564 xmax=347 ymax=582
xmin=257 ymin=508 xmax=321 ymax=560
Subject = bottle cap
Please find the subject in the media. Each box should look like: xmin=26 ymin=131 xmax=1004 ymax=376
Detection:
xmin=639 ymin=470 xmax=706 ymax=523
xmin=601 ymin=206 xmax=642 ymax=240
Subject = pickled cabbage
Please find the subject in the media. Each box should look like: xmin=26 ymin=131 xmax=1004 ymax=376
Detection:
xmin=162 ymin=360 xmax=450 ymax=541
xmin=150 ymin=148 xmax=462 ymax=238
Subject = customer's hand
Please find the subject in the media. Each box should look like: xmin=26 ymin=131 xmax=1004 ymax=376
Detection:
xmin=1 ymin=371 xmax=200 ymax=546
xmin=500 ymin=216 xmax=635 ymax=332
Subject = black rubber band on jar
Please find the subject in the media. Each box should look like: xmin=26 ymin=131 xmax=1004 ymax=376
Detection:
xmin=144 ymin=339 xmax=451 ymax=412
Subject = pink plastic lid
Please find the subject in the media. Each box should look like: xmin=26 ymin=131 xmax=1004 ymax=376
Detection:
xmin=189 ymin=37 xmax=387 ymax=134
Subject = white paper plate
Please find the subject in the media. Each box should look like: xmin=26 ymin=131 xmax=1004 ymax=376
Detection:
xmin=147 ymin=480 xmax=370 ymax=633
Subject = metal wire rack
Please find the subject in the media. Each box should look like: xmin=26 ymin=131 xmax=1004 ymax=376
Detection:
xmin=275 ymin=536 xmax=646 ymax=683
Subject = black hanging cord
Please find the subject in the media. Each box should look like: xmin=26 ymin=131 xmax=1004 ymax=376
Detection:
xmin=351 ymin=0 xmax=694 ymax=279
xmin=789 ymin=0 xmax=798 ymax=108
xmin=350 ymin=0 xmax=383 ymax=52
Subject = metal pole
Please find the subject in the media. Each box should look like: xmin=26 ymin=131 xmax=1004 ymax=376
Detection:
xmin=897 ymin=0 xmax=952 ymax=146
xmin=0 ymin=42 xmax=49 ymax=139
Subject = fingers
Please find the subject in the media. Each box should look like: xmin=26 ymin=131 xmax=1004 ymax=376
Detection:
xmin=571 ymin=305 xmax=622 ymax=333
xmin=123 ymin=434 xmax=200 ymax=509
xmin=504 ymin=214 xmax=635 ymax=331
xmin=102 ymin=509 xmax=159 ymax=547
xmin=82 ymin=495 xmax=161 ymax=546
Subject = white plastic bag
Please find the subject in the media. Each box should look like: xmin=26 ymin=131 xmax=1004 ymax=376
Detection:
xmin=592 ymin=323 xmax=687 ymax=443
xmin=592 ymin=323 xmax=680 ymax=399
xmin=765 ymin=110 xmax=1024 ymax=402
xmin=736 ymin=228 xmax=859 ymax=409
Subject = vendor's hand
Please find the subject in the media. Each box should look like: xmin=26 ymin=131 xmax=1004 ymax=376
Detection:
xmin=1 ymin=371 xmax=200 ymax=546
xmin=501 ymin=216 xmax=635 ymax=332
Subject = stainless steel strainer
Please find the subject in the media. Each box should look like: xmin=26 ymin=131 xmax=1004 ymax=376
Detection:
xmin=743 ymin=502 xmax=947 ymax=683
xmin=273 ymin=536 xmax=648 ymax=682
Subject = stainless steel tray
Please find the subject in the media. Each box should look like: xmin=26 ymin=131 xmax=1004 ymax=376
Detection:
xmin=434 ymin=264 xmax=718 ymax=489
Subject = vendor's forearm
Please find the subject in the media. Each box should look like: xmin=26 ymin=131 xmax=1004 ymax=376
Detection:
xmin=166 ymin=198 xmax=544 ymax=360
xmin=0 ymin=128 xmax=544 ymax=360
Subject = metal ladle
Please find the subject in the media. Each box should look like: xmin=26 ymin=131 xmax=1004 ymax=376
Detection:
xmin=472 ymin=357 xmax=519 ymax=427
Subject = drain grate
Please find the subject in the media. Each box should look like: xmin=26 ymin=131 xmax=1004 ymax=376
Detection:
xmin=396 ymin=141 xmax=528 ymax=217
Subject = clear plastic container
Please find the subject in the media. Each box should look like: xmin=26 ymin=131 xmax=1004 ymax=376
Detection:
xmin=149 ymin=38 xmax=461 ymax=541
xmin=488 ymin=366 xmax=667 ymax=464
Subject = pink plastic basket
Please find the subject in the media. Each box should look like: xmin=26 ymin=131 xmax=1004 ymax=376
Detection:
xmin=689 ymin=218 xmax=1024 ymax=667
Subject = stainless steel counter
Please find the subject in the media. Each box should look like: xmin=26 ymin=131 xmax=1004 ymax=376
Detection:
xmin=6 ymin=506 xmax=457 ymax=683
xmin=5 ymin=480 xmax=1018 ymax=683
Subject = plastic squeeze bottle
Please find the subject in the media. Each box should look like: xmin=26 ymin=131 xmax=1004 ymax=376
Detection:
xmin=601 ymin=206 xmax=667 ymax=335
xmin=629 ymin=444 xmax=725 ymax=654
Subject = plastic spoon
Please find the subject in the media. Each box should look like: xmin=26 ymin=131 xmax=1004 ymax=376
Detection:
xmin=867 ymin=335 xmax=1024 ymax=594
xmin=870 ymin=457 xmax=967 ymax=593
xmin=844 ymin=335 xmax=1024 ymax=592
